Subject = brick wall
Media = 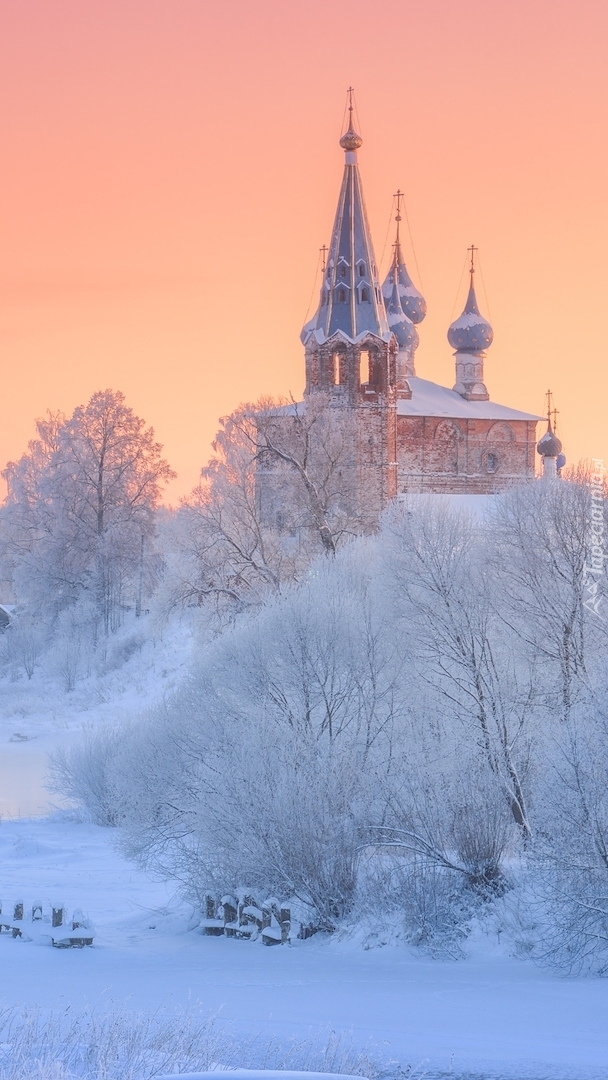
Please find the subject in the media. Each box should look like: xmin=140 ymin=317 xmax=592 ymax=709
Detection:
xmin=396 ymin=416 xmax=538 ymax=494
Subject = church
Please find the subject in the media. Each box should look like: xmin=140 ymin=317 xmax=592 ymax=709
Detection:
xmin=298 ymin=98 xmax=542 ymax=519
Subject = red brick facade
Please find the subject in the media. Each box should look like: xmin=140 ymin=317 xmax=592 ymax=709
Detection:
xmin=302 ymin=333 xmax=539 ymax=517
xmin=395 ymin=414 xmax=538 ymax=495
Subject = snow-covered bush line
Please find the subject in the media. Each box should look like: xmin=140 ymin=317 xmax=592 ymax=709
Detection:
xmin=51 ymin=481 xmax=608 ymax=971
xmin=0 ymin=1006 xmax=386 ymax=1080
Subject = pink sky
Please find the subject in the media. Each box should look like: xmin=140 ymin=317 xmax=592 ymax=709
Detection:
xmin=1 ymin=0 xmax=607 ymax=499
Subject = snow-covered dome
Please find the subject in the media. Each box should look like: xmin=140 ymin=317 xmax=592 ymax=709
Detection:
xmin=381 ymin=247 xmax=426 ymax=325
xmin=384 ymin=271 xmax=419 ymax=349
xmin=448 ymin=281 xmax=493 ymax=353
xmin=537 ymin=427 xmax=563 ymax=458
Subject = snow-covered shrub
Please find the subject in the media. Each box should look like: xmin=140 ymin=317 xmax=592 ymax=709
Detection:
xmin=526 ymin=701 xmax=608 ymax=974
xmin=97 ymin=546 xmax=409 ymax=928
xmin=49 ymin=726 xmax=125 ymax=826
xmin=352 ymin=849 xmax=475 ymax=957
xmin=0 ymin=613 xmax=47 ymax=680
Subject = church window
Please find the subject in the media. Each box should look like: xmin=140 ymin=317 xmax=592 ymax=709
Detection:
xmin=359 ymin=349 xmax=370 ymax=385
xmin=359 ymin=263 xmax=365 ymax=276
xmin=340 ymin=265 xmax=346 ymax=278
xmin=331 ymin=353 xmax=341 ymax=385
xmin=361 ymin=288 xmax=369 ymax=302
xmin=338 ymin=288 xmax=346 ymax=302
xmin=486 ymin=452 xmax=498 ymax=473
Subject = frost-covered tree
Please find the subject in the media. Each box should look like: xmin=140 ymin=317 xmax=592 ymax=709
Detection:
xmin=382 ymin=497 xmax=537 ymax=837
xmin=0 ymin=389 xmax=174 ymax=633
xmin=166 ymin=395 xmax=366 ymax=613
xmin=487 ymin=480 xmax=606 ymax=722
xmin=528 ymin=694 xmax=608 ymax=973
xmin=87 ymin=546 xmax=409 ymax=927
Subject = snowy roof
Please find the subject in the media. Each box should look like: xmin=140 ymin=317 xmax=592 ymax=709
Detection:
xmin=398 ymin=377 xmax=542 ymax=421
xmin=301 ymin=127 xmax=390 ymax=347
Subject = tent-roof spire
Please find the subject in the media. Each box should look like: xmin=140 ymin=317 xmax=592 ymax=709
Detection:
xmin=301 ymin=90 xmax=390 ymax=346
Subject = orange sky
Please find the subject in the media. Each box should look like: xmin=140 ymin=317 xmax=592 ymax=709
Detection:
xmin=1 ymin=0 xmax=607 ymax=501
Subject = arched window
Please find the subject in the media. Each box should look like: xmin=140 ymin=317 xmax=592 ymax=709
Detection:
xmin=340 ymin=265 xmax=346 ymax=278
xmin=359 ymin=263 xmax=365 ymax=276
xmin=359 ymin=350 xmax=370 ymax=386
xmin=331 ymin=353 xmax=342 ymax=385
xmin=361 ymin=288 xmax=369 ymax=302
xmin=338 ymin=288 xmax=346 ymax=302
xmin=486 ymin=452 xmax=499 ymax=473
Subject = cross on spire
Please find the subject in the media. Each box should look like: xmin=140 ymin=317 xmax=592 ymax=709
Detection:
xmin=347 ymin=86 xmax=355 ymax=118
xmin=394 ymin=189 xmax=403 ymax=240
xmin=468 ymin=244 xmax=478 ymax=279
xmin=545 ymin=389 xmax=559 ymax=432
xmin=320 ymin=244 xmax=328 ymax=273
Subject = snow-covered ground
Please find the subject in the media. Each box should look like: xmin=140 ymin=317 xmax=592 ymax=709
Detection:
xmin=2 ymin=615 xmax=608 ymax=1080
xmin=0 ymin=815 xmax=607 ymax=1080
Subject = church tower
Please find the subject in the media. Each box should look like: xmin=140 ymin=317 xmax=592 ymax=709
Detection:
xmin=301 ymin=92 xmax=398 ymax=518
xmin=448 ymin=247 xmax=493 ymax=401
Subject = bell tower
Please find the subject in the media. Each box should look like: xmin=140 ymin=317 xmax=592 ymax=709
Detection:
xmin=300 ymin=91 xmax=398 ymax=520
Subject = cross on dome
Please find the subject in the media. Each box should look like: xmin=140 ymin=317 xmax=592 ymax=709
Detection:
xmin=381 ymin=190 xmax=427 ymax=327
xmin=448 ymin=245 xmax=493 ymax=353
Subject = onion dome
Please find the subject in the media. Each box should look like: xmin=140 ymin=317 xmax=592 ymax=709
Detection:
xmin=382 ymin=247 xmax=426 ymax=325
xmin=448 ymin=279 xmax=493 ymax=352
xmin=537 ymin=424 xmax=562 ymax=458
xmin=384 ymin=269 xmax=419 ymax=349
xmin=557 ymin=452 xmax=566 ymax=471
xmin=381 ymin=192 xmax=426 ymax=326
xmin=339 ymin=120 xmax=363 ymax=152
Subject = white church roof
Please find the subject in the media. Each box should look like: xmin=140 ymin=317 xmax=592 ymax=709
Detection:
xmin=398 ymin=377 xmax=542 ymax=422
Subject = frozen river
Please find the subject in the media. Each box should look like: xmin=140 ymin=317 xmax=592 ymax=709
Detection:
xmin=1 ymin=816 xmax=608 ymax=1080
xmin=0 ymin=739 xmax=64 ymax=818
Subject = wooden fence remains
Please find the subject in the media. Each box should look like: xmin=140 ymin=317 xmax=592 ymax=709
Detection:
xmin=0 ymin=899 xmax=94 ymax=947
xmin=201 ymin=893 xmax=293 ymax=945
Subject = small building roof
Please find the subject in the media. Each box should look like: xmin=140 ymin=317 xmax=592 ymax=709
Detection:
xmin=397 ymin=377 xmax=542 ymax=421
